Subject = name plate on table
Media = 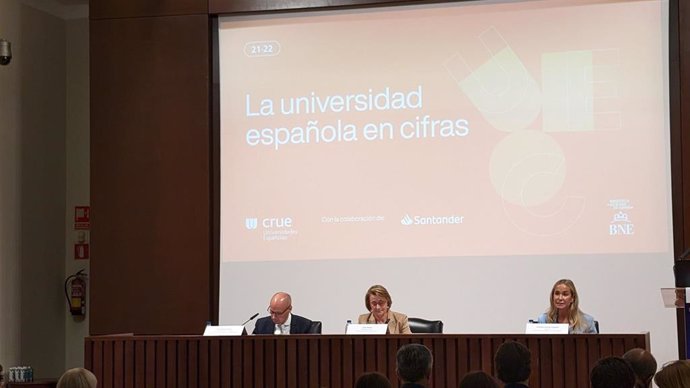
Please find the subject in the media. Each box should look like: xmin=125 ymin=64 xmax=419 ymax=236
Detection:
xmin=346 ymin=324 xmax=388 ymax=335
xmin=203 ymin=325 xmax=247 ymax=336
xmin=525 ymin=323 xmax=568 ymax=334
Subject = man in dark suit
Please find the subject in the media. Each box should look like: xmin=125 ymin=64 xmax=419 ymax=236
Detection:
xmin=252 ymin=292 xmax=314 ymax=335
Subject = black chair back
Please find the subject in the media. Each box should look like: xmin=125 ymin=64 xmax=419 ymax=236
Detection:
xmin=408 ymin=317 xmax=443 ymax=333
xmin=308 ymin=321 xmax=322 ymax=334
xmin=675 ymin=260 xmax=690 ymax=287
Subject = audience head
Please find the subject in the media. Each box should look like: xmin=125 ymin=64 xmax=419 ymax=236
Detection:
xmin=355 ymin=372 xmax=392 ymax=388
xmin=494 ymin=340 xmax=531 ymax=384
xmin=654 ymin=360 xmax=690 ymax=388
xmin=459 ymin=371 xmax=499 ymax=388
xmin=268 ymin=292 xmax=292 ymax=325
xmin=57 ymin=368 xmax=97 ymax=388
xmin=365 ymin=285 xmax=393 ymax=321
xmin=622 ymin=348 xmax=657 ymax=388
xmin=396 ymin=343 xmax=433 ymax=385
xmin=590 ymin=356 xmax=636 ymax=388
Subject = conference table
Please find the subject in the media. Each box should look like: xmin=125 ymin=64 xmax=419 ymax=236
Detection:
xmin=85 ymin=333 xmax=649 ymax=388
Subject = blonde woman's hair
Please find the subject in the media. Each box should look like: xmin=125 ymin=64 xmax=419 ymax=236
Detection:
xmin=57 ymin=368 xmax=97 ymax=388
xmin=654 ymin=360 xmax=690 ymax=388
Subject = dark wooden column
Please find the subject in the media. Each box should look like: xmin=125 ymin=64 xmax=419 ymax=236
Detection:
xmin=89 ymin=0 xmax=211 ymax=334
xmin=673 ymin=0 xmax=690 ymax=358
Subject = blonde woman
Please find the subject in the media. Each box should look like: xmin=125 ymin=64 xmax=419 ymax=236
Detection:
xmin=654 ymin=360 xmax=690 ymax=388
xmin=56 ymin=368 xmax=97 ymax=388
xmin=537 ymin=279 xmax=597 ymax=334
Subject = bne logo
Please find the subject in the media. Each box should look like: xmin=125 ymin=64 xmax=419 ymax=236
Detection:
xmin=609 ymin=224 xmax=634 ymax=235
xmin=609 ymin=211 xmax=634 ymax=236
xmin=245 ymin=217 xmax=293 ymax=230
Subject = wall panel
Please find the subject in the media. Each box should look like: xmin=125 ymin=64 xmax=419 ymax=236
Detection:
xmin=209 ymin=0 xmax=422 ymax=14
xmin=90 ymin=14 xmax=211 ymax=335
xmin=91 ymin=0 xmax=207 ymax=20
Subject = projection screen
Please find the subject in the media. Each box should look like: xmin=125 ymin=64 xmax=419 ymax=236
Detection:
xmin=218 ymin=0 xmax=677 ymax=366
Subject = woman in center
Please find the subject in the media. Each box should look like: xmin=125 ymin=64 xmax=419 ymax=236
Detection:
xmin=359 ymin=284 xmax=412 ymax=334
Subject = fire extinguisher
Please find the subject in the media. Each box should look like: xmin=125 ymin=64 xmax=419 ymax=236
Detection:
xmin=64 ymin=269 xmax=87 ymax=317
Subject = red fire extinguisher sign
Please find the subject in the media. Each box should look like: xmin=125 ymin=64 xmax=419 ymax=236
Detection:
xmin=74 ymin=243 xmax=89 ymax=260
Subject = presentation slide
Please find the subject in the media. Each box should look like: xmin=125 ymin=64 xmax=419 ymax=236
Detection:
xmin=217 ymin=0 xmax=676 ymax=368
xmin=219 ymin=0 xmax=669 ymax=262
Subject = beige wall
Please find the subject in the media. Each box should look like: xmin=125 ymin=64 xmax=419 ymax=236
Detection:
xmin=0 ymin=0 xmax=88 ymax=378
xmin=64 ymin=16 xmax=89 ymax=370
xmin=0 ymin=0 xmax=23 ymax=374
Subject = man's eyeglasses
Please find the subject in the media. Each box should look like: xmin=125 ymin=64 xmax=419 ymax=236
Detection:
xmin=267 ymin=306 xmax=291 ymax=316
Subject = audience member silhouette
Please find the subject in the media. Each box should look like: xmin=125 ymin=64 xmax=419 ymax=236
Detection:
xmin=56 ymin=368 xmax=97 ymax=388
xmin=355 ymin=372 xmax=392 ymax=388
xmin=590 ymin=357 xmax=636 ymax=388
xmin=396 ymin=343 xmax=433 ymax=388
xmin=622 ymin=348 xmax=657 ymax=388
xmin=654 ymin=360 xmax=690 ymax=388
xmin=494 ymin=341 xmax=531 ymax=388
xmin=459 ymin=371 xmax=500 ymax=388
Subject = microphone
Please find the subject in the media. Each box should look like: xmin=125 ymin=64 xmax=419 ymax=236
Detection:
xmin=242 ymin=313 xmax=259 ymax=326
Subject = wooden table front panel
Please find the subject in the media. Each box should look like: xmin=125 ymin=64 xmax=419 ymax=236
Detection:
xmin=85 ymin=333 xmax=649 ymax=388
